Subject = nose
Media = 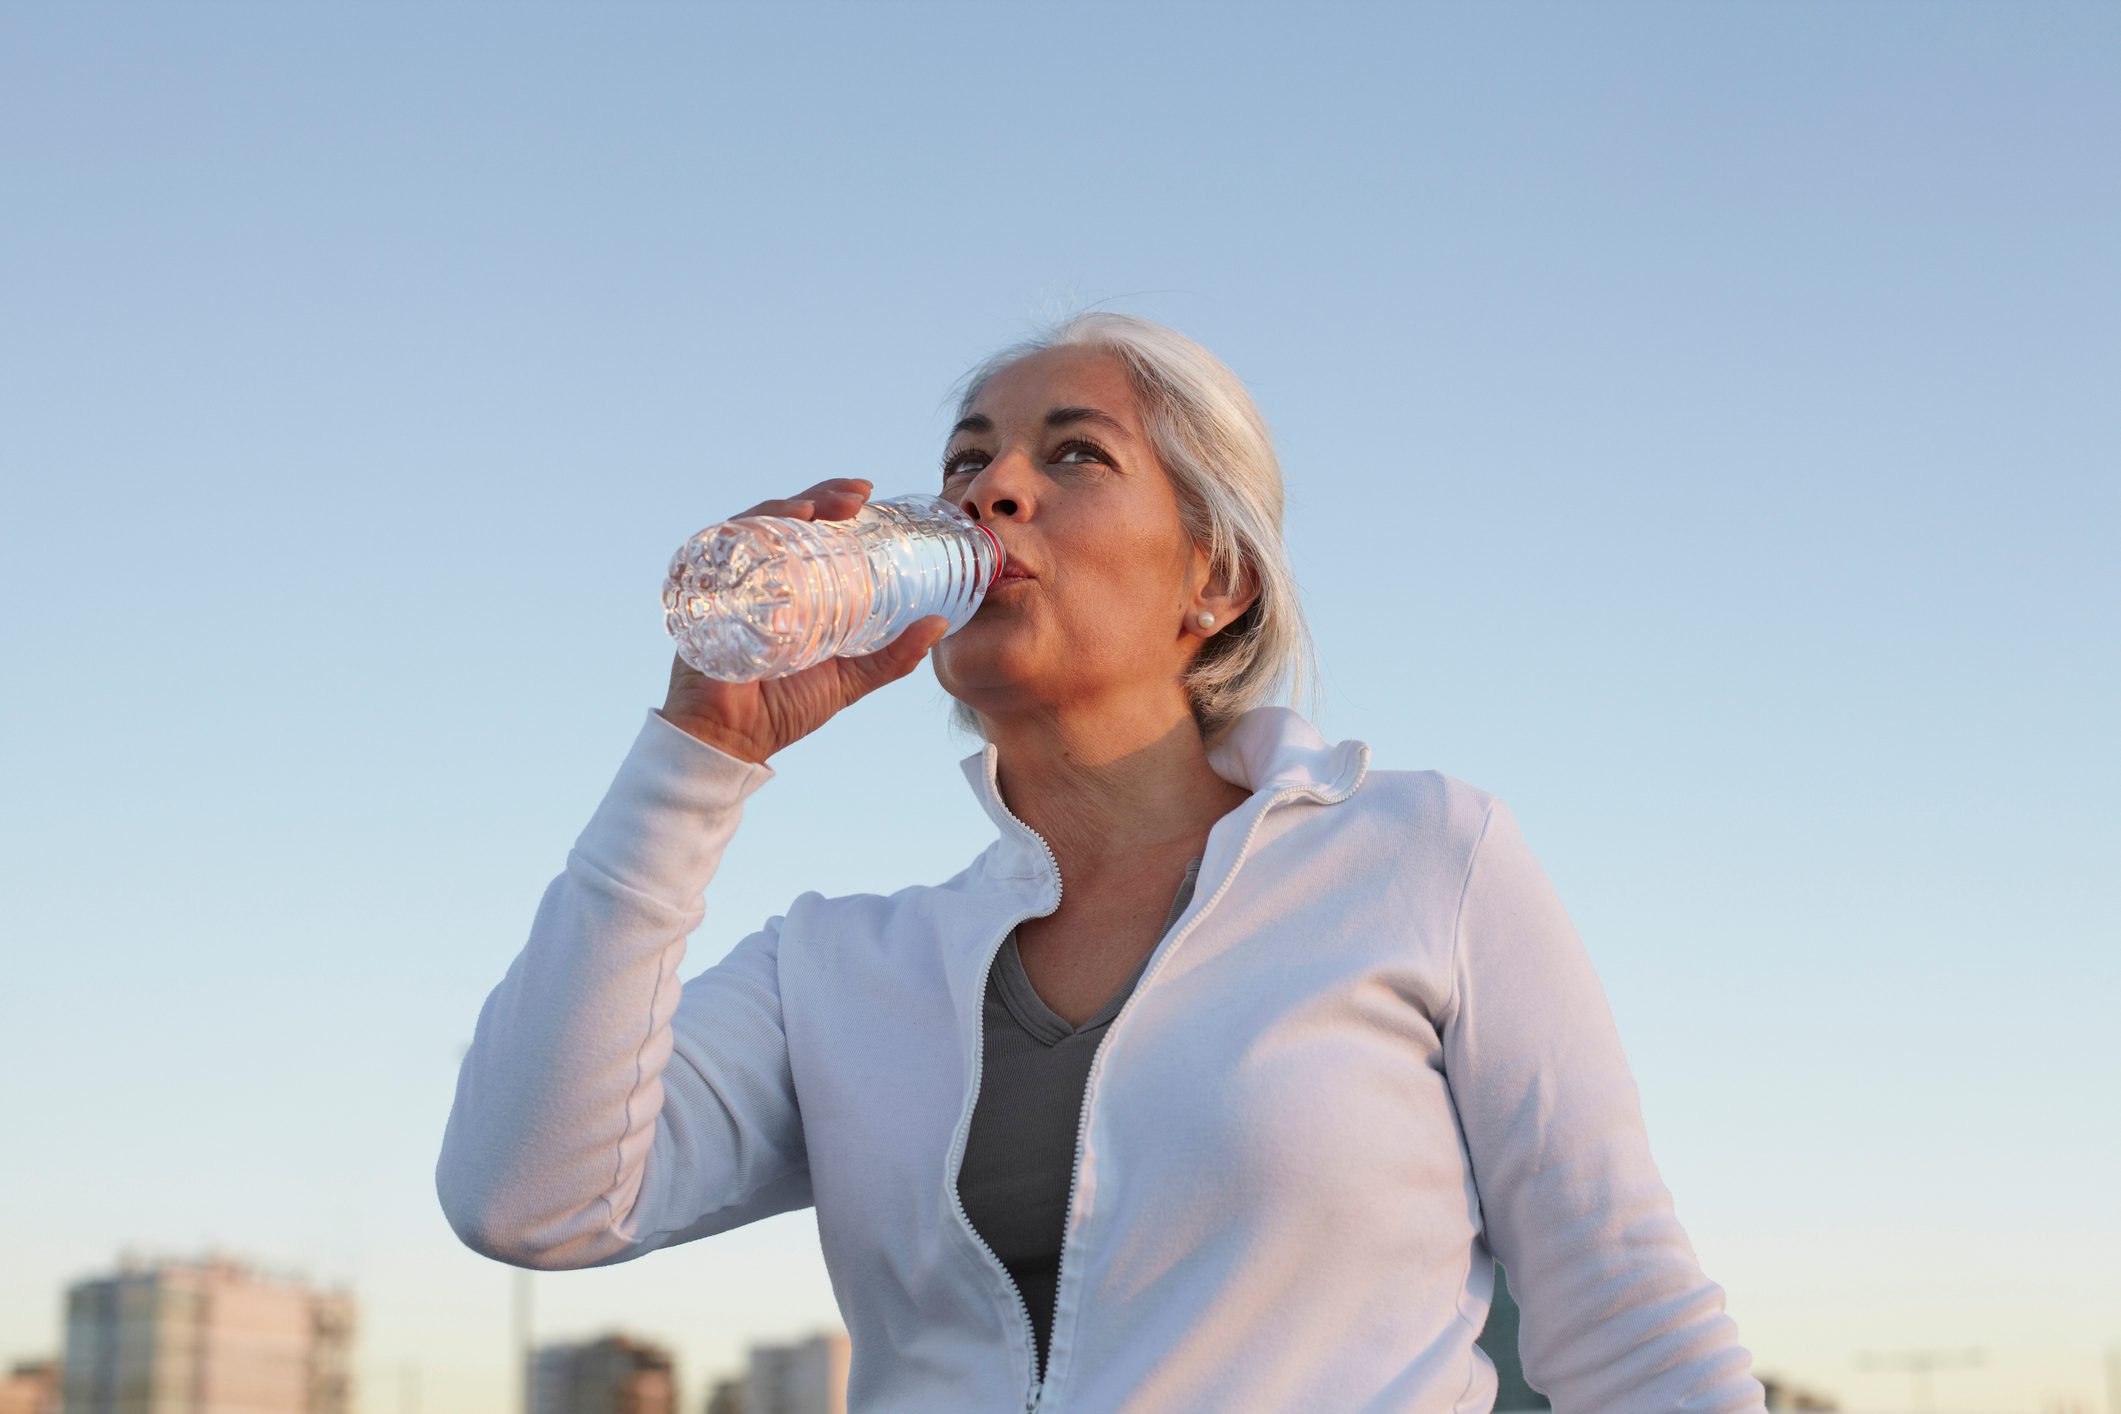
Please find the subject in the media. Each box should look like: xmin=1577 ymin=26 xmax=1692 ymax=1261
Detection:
xmin=956 ymin=448 xmax=1034 ymax=523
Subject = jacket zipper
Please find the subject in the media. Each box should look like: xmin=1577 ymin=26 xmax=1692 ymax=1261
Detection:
xmin=947 ymin=777 xmax=1063 ymax=1414
xmin=1033 ymin=751 xmax=1370 ymax=1410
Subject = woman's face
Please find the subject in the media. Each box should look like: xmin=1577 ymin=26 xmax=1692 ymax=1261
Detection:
xmin=930 ymin=345 xmax=1246 ymax=728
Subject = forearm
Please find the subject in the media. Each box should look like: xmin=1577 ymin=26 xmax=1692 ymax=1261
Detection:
xmin=1448 ymin=797 xmax=1767 ymax=1412
xmin=435 ymin=710 xmax=776 ymax=1267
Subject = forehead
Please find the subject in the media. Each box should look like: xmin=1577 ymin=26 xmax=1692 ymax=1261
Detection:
xmin=965 ymin=346 xmax=1140 ymax=429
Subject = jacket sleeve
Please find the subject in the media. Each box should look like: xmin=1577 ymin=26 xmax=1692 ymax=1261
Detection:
xmin=435 ymin=708 xmax=814 ymax=1270
xmin=1442 ymin=797 xmax=1767 ymax=1413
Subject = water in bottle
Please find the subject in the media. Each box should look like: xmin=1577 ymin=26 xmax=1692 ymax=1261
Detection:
xmin=662 ymin=493 xmax=1006 ymax=682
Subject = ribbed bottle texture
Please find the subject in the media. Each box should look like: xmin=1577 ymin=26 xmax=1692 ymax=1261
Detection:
xmin=662 ymin=494 xmax=1004 ymax=682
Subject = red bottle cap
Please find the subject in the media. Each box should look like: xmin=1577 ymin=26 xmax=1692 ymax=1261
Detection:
xmin=972 ymin=522 xmax=1006 ymax=587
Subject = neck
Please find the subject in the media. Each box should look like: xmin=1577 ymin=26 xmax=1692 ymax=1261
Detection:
xmin=982 ymin=693 xmax=1252 ymax=891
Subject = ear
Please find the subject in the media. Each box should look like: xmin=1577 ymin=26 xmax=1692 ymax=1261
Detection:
xmin=1189 ymin=545 xmax=1260 ymax=632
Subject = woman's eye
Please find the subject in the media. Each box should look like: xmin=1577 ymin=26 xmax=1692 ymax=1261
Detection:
xmin=942 ymin=440 xmax=1107 ymax=486
xmin=1053 ymin=440 xmax=1108 ymax=465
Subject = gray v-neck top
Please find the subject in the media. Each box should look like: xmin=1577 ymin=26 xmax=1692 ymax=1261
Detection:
xmin=957 ymin=856 xmax=1205 ymax=1380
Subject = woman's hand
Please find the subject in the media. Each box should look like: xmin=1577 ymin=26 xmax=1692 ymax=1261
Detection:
xmin=657 ymin=477 xmax=952 ymax=765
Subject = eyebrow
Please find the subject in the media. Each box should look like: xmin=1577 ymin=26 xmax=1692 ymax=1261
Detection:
xmin=947 ymin=406 xmax=1130 ymax=441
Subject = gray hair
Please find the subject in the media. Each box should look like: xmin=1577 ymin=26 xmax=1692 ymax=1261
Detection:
xmin=940 ymin=312 xmax=1322 ymax=747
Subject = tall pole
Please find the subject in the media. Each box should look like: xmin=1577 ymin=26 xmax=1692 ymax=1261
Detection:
xmin=515 ymin=1269 xmax=534 ymax=1414
xmin=1854 ymin=1347 xmax=1985 ymax=1412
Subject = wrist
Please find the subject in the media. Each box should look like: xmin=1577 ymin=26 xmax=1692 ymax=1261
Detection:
xmin=651 ymin=707 xmax=772 ymax=766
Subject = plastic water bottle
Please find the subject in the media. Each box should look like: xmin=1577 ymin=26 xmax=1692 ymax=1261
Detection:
xmin=662 ymin=493 xmax=1006 ymax=682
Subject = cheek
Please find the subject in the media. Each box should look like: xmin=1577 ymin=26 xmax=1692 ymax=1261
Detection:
xmin=1064 ymin=554 xmax=1185 ymax=634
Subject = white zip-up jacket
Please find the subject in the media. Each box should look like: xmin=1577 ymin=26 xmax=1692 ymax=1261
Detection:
xmin=436 ymin=703 xmax=1767 ymax=1413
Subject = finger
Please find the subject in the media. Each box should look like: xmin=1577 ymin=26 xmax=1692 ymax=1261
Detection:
xmin=734 ymin=482 xmax=872 ymax=522
xmin=807 ymin=482 xmax=874 ymax=520
xmin=733 ymin=496 xmax=819 ymax=520
xmin=835 ymin=616 xmax=949 ymax=700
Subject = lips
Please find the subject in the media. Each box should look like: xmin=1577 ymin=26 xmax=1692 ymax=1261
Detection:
xmin=991 ymin=543 xmax=1034 ymax=584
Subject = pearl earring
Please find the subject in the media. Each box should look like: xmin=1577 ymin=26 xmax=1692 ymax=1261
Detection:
xmin=1196 ymin=612 xmax=1215 ymax=630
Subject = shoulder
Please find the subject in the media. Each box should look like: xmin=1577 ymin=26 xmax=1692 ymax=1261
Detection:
xmin=1347 ymin=765 xmax=1503 ymax=855
xmin=774 ymin=851 xmax=1001 ymax=933
xmin=1304 ymin=765 xmax=1514 ymax=911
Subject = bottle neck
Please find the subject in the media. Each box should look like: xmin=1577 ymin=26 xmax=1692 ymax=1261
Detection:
xmin=972 ymin=521 xmax=1005 ymax=587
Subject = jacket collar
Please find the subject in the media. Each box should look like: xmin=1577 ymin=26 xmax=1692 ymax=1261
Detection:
xmin=958 ymin=705 xmax=1372 ymax=880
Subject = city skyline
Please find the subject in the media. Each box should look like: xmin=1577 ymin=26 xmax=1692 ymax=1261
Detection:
xmin=6 ymin=1249 xmax=1827 ymax=1413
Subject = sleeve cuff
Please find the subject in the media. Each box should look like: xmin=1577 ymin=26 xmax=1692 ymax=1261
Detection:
xmin=569 ymin=708 xmax=778 ymax=907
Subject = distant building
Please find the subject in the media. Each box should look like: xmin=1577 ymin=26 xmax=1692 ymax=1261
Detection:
xmin=531 ymin=1334 xmax=675 ymax=1414
xmin=60 ymin=1254 xmax=353 ymax=1414
xmin=1760 ymin=1374 xmax=1839 ymax=1409
xmin=744 ymin=1332 xmax=848 ymax=1414
xmin=0 ymin=1360 xmax=59 ymax=1414
xmin=702 ymin=1375 xmax=746 ymax=1414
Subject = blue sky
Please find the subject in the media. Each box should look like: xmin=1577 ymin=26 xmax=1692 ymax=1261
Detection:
xmin=2 ymin=4 xmax=2115 ymax=1411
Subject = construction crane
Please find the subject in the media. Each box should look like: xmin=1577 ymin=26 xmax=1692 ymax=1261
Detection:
xmin=1853 ymin=1347 xmax=1985 ymax=1412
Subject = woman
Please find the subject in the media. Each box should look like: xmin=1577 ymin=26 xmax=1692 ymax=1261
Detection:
xmin=437 ymin=314 xmax=1768 ymax=1412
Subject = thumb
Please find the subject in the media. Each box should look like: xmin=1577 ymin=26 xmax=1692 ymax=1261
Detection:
xmin=837 ymin=615 xmax=950 ymax=700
